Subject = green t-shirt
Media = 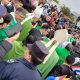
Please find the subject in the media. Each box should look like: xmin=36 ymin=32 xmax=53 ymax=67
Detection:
xmin=43 ymin=37 xmax=50 ymax=43
xmin=35 ymin=26 xmax=42 ymax=30
xmin=56 ymin=47 xmax=70 ymax=65
xmin=0 ymin=19 xmax=16 ymax=43
xmin=17 ymin=19 xmax=32 ymax=41
xmin=4 ymin=41 xmax=26 ymax=60
xmin=3 ymin=37 xmax=49 ymax=60
xmin=67 ymin=37 xmax=74 ymax=42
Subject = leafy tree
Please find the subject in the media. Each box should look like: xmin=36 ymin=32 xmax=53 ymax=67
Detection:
xmin=61 ymin=6 xmax=74 ymax=21
xmin=53 ymin=0 xmax=59 ymax=3
xmin=61 ymin=6 xmax=71 ymax=16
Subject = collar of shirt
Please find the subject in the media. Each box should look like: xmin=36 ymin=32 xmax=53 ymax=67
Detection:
xmin=17 ymin=58 xmax=37 ymax=70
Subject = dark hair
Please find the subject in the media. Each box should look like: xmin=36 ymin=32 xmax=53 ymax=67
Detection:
xmin=20 ymin=0 xmax=36 ymax=12
xmin=42 ymin=23 xmax=50 ymax=29
xmin=72 ymin=41 xmax=76 ymax=46
xmin=48 ymin=64 xmax=76 ymax=79
xmin=47 ymin=30 xmax=54 ymax=39
xmin=68 ymin=29 xmax=72 ymax=34
xmin=76 ymin=16 xmax=80 ymax=22
xmin=16 ymin=8 xmax=27 ymax=15
xmin=65 ymin=44 xmax=72 ymax=51
xmin=51 ymin=7 xmax=56 ymax=12
xmin=65 ymin=55 xmax=75 ymax=65
xmin=22 ymin=28 xmax=42 ymax=45
xmin=31 ymin=52 xmax=43 ymax=65
xmin=0 ymin=13 xmax=12 ymax=25
xmin=37 ymin=20 xmax=43 ymax=26
xmin=32 ymin=22 xmax=36 ymax=25
xmin=40 ymin=15 xmax=46 ymax=22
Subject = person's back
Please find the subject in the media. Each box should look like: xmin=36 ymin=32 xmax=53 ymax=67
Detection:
xmin=0 ymin=41 xmax=49 ymax=80
xmin=0 ymin=58 xmax=41 ymax=80
xmin=4 ymin=28 xmax=42 ymax=60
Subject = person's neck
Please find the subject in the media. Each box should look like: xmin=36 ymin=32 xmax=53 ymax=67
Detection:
xmin=24 ymin=56 xmax=32 ymax=63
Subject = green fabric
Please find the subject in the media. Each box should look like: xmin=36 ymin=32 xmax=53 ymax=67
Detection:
xmin=38 ymin=38 xmax=70 ymax=79
xmin=38 ymin=51 xmax=59 ymax=80
xmin=17 ymin=19 xmax=32 ymax=41
xmin=3 ymin=41 xmax=26 ymax=60
xmin=56 ymin=47 xmax=70 ymax=65
xmin=0 ymin=19 xmax=16 ymax=43
xmin=67 ymin=37 xmax=74 ymax=42
xmin=38 ymin=43 xmax=59 ymax=80
xmin=35 ymin=26 xmax=42 ymax=30
xmin=43 ymin=37 xmax=50 ymax=43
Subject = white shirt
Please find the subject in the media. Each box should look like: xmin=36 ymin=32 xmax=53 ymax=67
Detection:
xmin=73 ymin=57 xmax=80 ymax=65
xmin=10 ymin=12 xmax=17 ymax=23
xmin=76 ymin=21 xmax=80 ymax=28
xmin=60 ymin=41 xmax=71 ymax=48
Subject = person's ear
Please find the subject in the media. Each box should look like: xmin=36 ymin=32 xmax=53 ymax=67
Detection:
xmin=24 ymin=50 xmax=32 ymax=62
xmin=27 ymin=52 xmax=32 ymax=60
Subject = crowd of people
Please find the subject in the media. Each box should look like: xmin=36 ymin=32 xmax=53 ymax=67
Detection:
xmin=0 ymin=0 xmax=80 ymax=80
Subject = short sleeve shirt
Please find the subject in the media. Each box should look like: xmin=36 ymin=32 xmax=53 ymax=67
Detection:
xmin=0 ymin=19 xmax=16 ymax=43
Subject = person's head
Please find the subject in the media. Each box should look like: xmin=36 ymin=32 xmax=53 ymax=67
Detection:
xmin=37 ymin=20 xmax=43 ymax=26
xmin=65 ymin=55 xmax=75 ymax=65
xmin=24 ymin=41 xmax=49 ymax=65
xmin=0 ymin=5 xmax=12 ymax=28
xmin=15 ymin=8 xmax=27 ymax=22
xmin=23 ymin=28 xmax=42 ymax=44
xmin=46 ymin=15 xmax=51 ymax=22
xmin=65 ymin=44 xmax=73 ymax=51
xmin=40 ymin=23 xmax=50 ymax=36
xmin=51 ymin=64 xmax=75 ymax=79
xmin=1 ymin=0 xmax=10 ymax=6
xmin=11 ymin=0 xmax=23 ymax=9
xmin=54 ymin=5 xmax=57 ymax=10
xmin=76 ymin=16 xmax=80 ymax=22
xmin=59 ymin=11 xmax=63 ymax=17
xmin=29 ymin=0 xmax=38 ymax=7
xmin=20 ymin=0 xmax=36 ymax=13
xmin=38 ymin=0 xmax=46 ymax=5
xmin=0 ymin=13 xmax=12 ymax=29
xmin=68 ymin=29 xmax=72 ymax=34
xmin=44 ymin=4 xmax=49 ymax=9
xmin=72 ymin=41 xmax=77 ymax=46
xmin=51 ymin=6 xmax=56 ymax=12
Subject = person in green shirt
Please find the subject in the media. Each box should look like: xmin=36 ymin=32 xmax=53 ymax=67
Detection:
xmin=38 ymin=23 xmax=50 ymax=42
xmin=35 ymin=20 xmax=42 ymax=30
xmin=4 ymin=28 xmax=42 ymax=60
xmin=0 ymin=13 xmax=16 ymax=43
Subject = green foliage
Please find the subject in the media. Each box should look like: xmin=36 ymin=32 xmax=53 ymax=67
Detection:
xmin=61 ymin=6 xmax=71 ymax=16
xmin=53 ymin=0 xmax=59 ymax=3
xmin=61 ymin=6 xmax=74 ymax=21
